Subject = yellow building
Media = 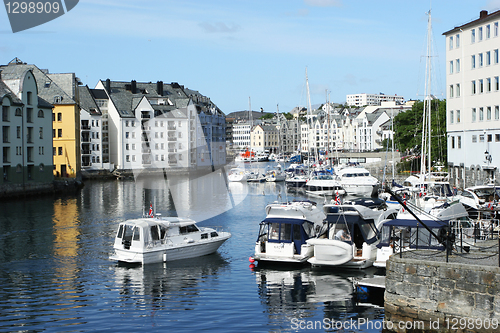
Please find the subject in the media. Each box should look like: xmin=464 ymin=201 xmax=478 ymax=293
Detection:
xmin=52 ymin=102 xmax=81 ymax=178
xmin=39 ymin=70 xmax=81 ymax=178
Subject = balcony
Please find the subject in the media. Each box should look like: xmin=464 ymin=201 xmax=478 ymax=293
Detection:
xmin=81 ymin=136 xmax=91 ymax=143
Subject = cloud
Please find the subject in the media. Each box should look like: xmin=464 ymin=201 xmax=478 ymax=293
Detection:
xmin=198 ymin=22 xmax=241 ymax=34
xmin=304 ymin=0 xmax=343 ymax=7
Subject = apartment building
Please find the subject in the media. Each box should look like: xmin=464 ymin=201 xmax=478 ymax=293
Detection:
xmin=0 ymin=60 xmax=53 ymax=189
xmin=346 ymin=93 xmax=405 ymax=107
xmin=444 ymin=9 xmax=500 ymax=185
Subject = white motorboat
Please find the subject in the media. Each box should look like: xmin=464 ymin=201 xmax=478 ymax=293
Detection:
xmin=307 ymin=198 xmax=398 ymax=269
xmin=110 ymin=215 xmax=231 ymax=264
xmin=228 ymin=167 xmax=248 ymax=182
xmin=304 ymin=170 xmax=345 ymax=197
xmin=336 ymin=166 xmax=379 ymax=197
xmin=265 ymin=164 xmax=286 ymax=182
xmin=246 ymin=170 xmax=266 ymax=183
xmin=456 ymin=184 xmax=500 ymax=219
xmin=252 ymin=200 xmax=326 ymax=264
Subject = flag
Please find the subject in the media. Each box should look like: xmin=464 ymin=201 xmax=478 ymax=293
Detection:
xmin=148 ymin=204 xmax=153 ymax=217
xmin=335 ymin=191 xmax=341 ymax=205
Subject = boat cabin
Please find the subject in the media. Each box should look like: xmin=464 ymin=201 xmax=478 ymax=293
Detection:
xmin=319 ymin=206 xmax=380 ymax=249
xmin=115 ymin=217 xmax=209 ymax=250
xmin=256 ymin=218 xmax=316 ymax=255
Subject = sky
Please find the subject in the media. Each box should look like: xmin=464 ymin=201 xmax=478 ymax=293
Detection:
xmin=2 ymin=0 xmax=500 ymax=115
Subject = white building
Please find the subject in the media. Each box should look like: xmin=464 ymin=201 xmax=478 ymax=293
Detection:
xmin=346 ymin=93 xmax=405 ymax=107
xmin=444 ymin=9 xmax=500 ymax=185
xmin=232 ymin=122 xmax=252 ymax=149
xmin=94 ymin=79 xmax=225 ymax=173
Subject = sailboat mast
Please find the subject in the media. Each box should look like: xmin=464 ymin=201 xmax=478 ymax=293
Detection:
xmin=421 ymin=9 xmax=433 ymax=180
xmin=306 ymin=67 xmax=312 ymax=160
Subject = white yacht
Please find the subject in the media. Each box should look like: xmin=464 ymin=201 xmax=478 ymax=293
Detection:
xmin=336 ymin=166 xmax=379 ymax=197
xmin=252 ymin=200 xmax=326 ymax=264
xmin=265 ymin=164 xmax=286 ymax=182
xmin=456 ymin=184 xmax=500 ymax=219
xmin=228 ymin=167 xmax=248 ymax=182
xmin=110 ymin=216 xmax=231 ymax=264
xmin=304 ymin=170 xmax=345 ymax=197
xmin=307 ymin=198 xmax=398 ymax=269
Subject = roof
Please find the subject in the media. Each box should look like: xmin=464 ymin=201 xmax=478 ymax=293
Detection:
xmin=443 ymin=9 xmax=500 ymax=35
xmin=78 ymin=85 xmax=102 ymax=115
xmin=382 ymin=219 xmax=448 ymax=228
xmin=0 ymin=79 xmax=22 ymax=105
xmin=0 ymin=61 xmax=76 ymax=105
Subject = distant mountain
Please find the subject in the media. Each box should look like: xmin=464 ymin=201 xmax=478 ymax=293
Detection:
xmin=225 ymin=110 xmax=273 ymax=120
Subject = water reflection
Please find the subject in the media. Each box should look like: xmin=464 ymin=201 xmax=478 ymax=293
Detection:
xmin=254 ymin=266 xmax=385 ymax=331
xmin=112 ymin=253 xmax=229 ymax=309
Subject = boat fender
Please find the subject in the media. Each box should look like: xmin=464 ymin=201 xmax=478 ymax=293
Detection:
xmin=249 ymin=257 xmax=255 ymax=263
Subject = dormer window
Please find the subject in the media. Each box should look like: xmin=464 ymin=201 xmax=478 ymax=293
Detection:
xmin=54 ymin=96 xmax=63 ymax=103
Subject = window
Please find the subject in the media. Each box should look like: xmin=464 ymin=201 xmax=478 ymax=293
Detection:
xmin=37 ymin=110 xmax=44 ymax=118
xmin=17 ymin=126 xmax=21 ymax=138
xmin=472 ymin=108 xmax=477 ymax=122
xmin=456 ymin=84 xmax=461 ymax=97
xmin=487 ymin=51 xmax=491 ymax=65
xmin=449 ymin=61 xmax=453 ymax=74
xmin=126 ymin=155 xmax=130 ymax=162
xmin=1 ymin=106 xmax=8 ymax=122
xmin=27 ymin=108 xmax=33 ymax=123
xmin=53 ymin=147 xmax=56 ymax=156
xmin=488 ymin=134 xmax=493 ymax=142
xmin=472 ymin=80 xmax=476 ymax=94
xmin=58 ymin=147 xmax=63 ymax=155
xmin=449 ymin=36 xmax=453 ymax=50
xmin=449 ymin=85 xmax=454 ymax=98
xmin=39 ymin=127 xmax=43 ymax=139
xmin=480 ymin=107 xmax=484 ymax=121
xmin=479 ymin=53 xmax=484 ymax=67
xmin=58 ymin=129 xmax=62 ymax=137
xmin=52 ymin=129 xmax=55 ymax=138
xmin=487 ymin=24 xmax=491 ymax=38
xmin=495 ymin=22 xmax=499 ymax=37
xmin=57 ymin=113 xmax=62 ymax=121
xmin=27 ymin=91 xmax=32 ymax=105
xmin=496 ymin=106 xmax=499 ymax=120
xmin=450 ymin=110 xmax=454 ymax=123
xmin=472 ymin=135 xmax=477 ymax=143
xmin=487 ymin=106 xmax=492 ymax=120
xmin=125 ymin=132 xmax=129 ymax=139
xmin=52 ymin=112 xmax=55 ymax=121
xmin=496 ymin=134 xmax=500 ymax=142
xmin=458 ymin=136 xmax=461 ymax=149
xmin=472 ymin=28 xmax=476 ymax=43
xmin=479 ymin=27 xmax=483 ymax=40
xmin=480 ymin=134 xmax=485 ymax=142
xmin=457 ymin=110 xmax=461 ymax=123
xmin=456 ymin=59 xmax=460 ymax=73
xmin=456 ymin=33 xmax=460 ymax=47
xmin=480 ymin=79 xmax=484 ymax=93
xmin=487 ymin=78 xmax=492 ymax=92
xmin=496 ymin=77 xmax=500 ymax=91
xmin=451 ymin=136 xmax=455 ymax=149
xmin=472 ymin=55 xmax=476 ymax=69
xmin=2 ymin=126 xmax=9 ymax=143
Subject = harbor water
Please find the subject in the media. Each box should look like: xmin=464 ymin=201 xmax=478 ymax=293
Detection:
xmin=0 ymin=167 xmax=385 ymax=332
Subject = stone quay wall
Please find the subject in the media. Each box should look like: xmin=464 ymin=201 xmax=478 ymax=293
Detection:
xmin=384 ymin=256 xmax=500 ymax=333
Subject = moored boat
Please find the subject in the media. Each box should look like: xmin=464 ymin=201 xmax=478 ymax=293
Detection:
xmin=252 ymin=200 xmax=325 ymax=264
xmin=307 ymin=198 xmax=398 ymax=269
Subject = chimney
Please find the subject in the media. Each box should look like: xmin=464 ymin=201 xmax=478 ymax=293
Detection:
xmin=131 ymin=80 xmax=137 ymax=94
xmin=480 ymin=10 xmax=488 ymax=19
xmin=105 ymin=78 xmax=111 ymax=93
xmin=157 ymin=81 xmax=163 ymax=96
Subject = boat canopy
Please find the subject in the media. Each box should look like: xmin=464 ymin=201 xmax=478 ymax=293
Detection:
xmin=257 ymin=217 xmax=315 ymax=244
xmin=378 ymin=218 xmax=447 ymax=249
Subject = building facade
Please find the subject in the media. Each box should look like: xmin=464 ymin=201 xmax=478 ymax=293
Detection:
xmin=346 ymin=93 xmax=405 ymax=107
xmin=0 ymin=61 xmax=54 ymax=189
xmin=444 ymin=9 xmax=500 ymax=185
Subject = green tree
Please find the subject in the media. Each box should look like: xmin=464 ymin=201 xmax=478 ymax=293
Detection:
xmin=394 ymin=99 xmax=447 ymax=171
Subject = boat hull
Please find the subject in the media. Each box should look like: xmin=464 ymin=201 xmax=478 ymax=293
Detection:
xmin=111 ymin=233 xmax=231 ymax=264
